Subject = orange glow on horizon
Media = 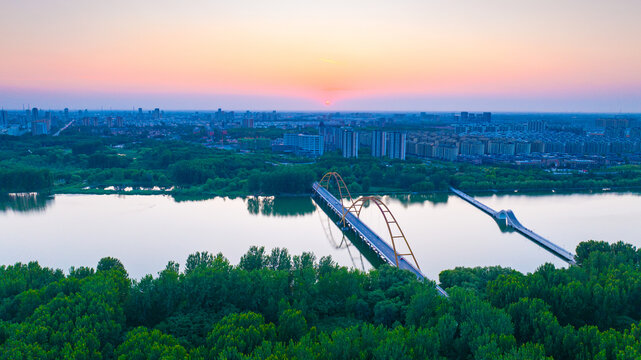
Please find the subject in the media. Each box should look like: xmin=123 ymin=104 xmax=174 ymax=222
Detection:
xmin=0 ymin=0 xmax=640 ymax=109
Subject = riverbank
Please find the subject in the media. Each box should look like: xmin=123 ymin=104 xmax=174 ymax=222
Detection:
xmin=46 ymin=182 xmax=641 ymax=199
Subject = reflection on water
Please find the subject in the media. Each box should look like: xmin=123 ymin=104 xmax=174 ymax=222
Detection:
xmin=171 ymin=194 xmax=242 ymax=203
xmin=1 ymin=192 xmax=640 ymax=280
xmin=494 ymin=219 xmax=516 ymax=233
xmin=0 ymin=193 xmax=54 ymax=213
xmin=246 ymin=196 xmax=316 ymax=217
xmin=0 ymin=194 xmax=370 ymax=279
xmin=0 ymin=192 xmax=318 ymax=218
xmin=315 ymin=203 xmax=370 ymax=271
xmin=389 ymin=192 xmax=450 ymax=207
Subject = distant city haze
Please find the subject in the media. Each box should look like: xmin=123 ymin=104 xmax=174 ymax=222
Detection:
xmin=1 ymin=0 xmax=640 ymax=112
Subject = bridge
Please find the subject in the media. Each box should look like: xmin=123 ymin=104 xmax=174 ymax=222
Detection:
xmin=317 ymin=207 xmax=367 ymax=271
xmin=312 ymin=173 xmax=448 ymax=297
xmin=450 ymin=187 xmax=577 ymax=265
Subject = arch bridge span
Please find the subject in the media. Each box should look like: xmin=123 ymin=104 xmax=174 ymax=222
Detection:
xmin=312 ymin=172 xmax=448 ymax=297
xmin=341 ymin=196 xmax=420 ymax=271
xmin=318 ymin=171 xmax=353 ymax=206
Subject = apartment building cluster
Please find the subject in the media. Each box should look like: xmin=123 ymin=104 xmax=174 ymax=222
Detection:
xmin=319 ymin=123 xmax=360 ymax=158
xmin=319 ymin=125 xmax=408 ymax=160
xmin=407 ymin=125 xmax=641 ymax=165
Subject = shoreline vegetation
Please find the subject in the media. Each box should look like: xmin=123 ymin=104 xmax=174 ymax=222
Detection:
xmin=1 ymin=241 xmax=640 ymax=359
xmin=50 ymin=184 xmax=641 ymax=198
xmin=3 ymin=134 xmax=641 ymax=198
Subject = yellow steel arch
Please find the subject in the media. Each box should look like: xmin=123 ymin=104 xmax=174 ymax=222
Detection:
xmin=319 ymin=172 xmax=353 ymax=206
xmin=342 ymin=196 xmax=420 ymax=270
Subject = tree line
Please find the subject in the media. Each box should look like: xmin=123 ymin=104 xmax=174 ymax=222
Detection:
xmin=1 ymin=241 xmax=641 ymax=359
xmin=3 ymin=134 xmax=641 ymax=195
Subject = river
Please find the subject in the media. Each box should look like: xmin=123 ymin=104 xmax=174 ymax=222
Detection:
xmin=1 ymin=191 xmax=639 ymax=281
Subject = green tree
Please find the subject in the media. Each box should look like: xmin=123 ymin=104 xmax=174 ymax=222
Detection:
xmin=239 ymin=246 xmax=268 ymax=271
xmin=205 ymin=312 xmax=276 ymax=357
xmin=115 ymin=327 xmax=188 ymax=359
xmin=277 ymin=309 xmax=308 ymax=343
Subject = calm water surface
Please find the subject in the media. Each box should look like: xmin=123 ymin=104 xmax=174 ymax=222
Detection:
xmin=1 ymin=192 xmax=639 ymax=281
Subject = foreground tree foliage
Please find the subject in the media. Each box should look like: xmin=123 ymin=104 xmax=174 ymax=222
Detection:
xmin=1 ymin=242 xmax=640 ymax=359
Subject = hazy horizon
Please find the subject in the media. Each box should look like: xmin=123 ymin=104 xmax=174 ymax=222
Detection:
xmin=2 ymin=89 xmax=640 ymax=113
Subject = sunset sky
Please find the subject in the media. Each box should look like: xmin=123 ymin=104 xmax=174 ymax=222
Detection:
xmin=1 ymin=0 xmax=640 ymax=111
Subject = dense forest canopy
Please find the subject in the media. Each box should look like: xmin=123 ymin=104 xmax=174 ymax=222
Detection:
xmin=1 ymin=241 xmax=640 ymax=359
xmin=2 ymin=134 xmax=641 ymax=195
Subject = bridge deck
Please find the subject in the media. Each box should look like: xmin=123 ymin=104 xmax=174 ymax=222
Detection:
xmin=312 ymin=182 xmax=448 ymax=297
xmin=450 ymin=187 xmax=498 ymax=216
xmin=450 ymin=187 xmax=576 ymax=265
xmin=513 ymin=225 xmax=576 ymax=265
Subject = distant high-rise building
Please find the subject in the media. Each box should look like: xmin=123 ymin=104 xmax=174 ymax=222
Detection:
xmin=487 ymin=140 xmax=501 ymax=155
xmin=64 ymin=108 xmax=69 ymax=120
xmin=215 ymin=108 xmax=233 ymax=127
xmin=371 ymin=130 xmax=387 ymax=157
xmin=482 ymin=112 xmax=492 ymax=123
xmin=417 ymin=142 xmax=434 ymax=158
xmin=241 ymin=118 xmax=254 ymax=128
xmin=341 ymin=127 xmax=358 ymax=158
xmin=283 ymin=133 xmax=324 ymax=157
xmin=565 ymin=142 xmax=584 ymax=155
xmin=499 ymin=142 xmax=516 ymax=155
xmin=319 ymin=123 xmax=341 ymax=151
xmin=530 ymin=141 xmax=544 ymax=153
xmin=283 ymin=133 xmax=297 ymax=148
xmin=106 ymin=116 xmax=124 ymax=128
xmin=0 ymin=110 xmax=7 ymax=127
xmin=31 ymin=120 xmax=48 ymax=135
xmin=460 ymin=112 xmax=469 ymax=122
xmin=515 ymin=142 xmax=532 ymax=155
xmin=31 ymin=107 xmax=38 ymax=121
xmin=242 ymin=111 xmax=255 ymax=128
xmin=81 ymin=117 xmax=98 ymax=127
xmin=434 ymin=142 xmax=459 ymax=161
xmin=387 ymin=132 xmax=406 ymax=160
xmin=319 ymin=121 xmax=326 ymax=144
xmin=460 ymin=141 xmax=485 ymax=156
xmin=527 ymin=119 xmax=546 ymax=132
xmin=137 ymin=108 xmax=143 ymax=120
xmin=43 ymin=112 xmax=51 ymax=131
xmin=153 ymin=108 xmax=160 ymax=119
xmin=596 ymin=118 xmax=633 ymax=129
xmin=605 ymin=126 xmax=626 ymax=138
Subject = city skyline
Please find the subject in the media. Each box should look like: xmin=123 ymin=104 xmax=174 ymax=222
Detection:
xmin=1 ymin=0 xmax=641 ymax=111
xmin=2 ymin=92 xmax=641 ymax=113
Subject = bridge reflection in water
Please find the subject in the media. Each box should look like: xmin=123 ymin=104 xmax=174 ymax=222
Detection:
xmin=316 ymin=203 xmax=369 ymax=272
xmin=312 ymin=177 xmax=449 ymax=298
xmin=450 ymin=187 xmax=577 ymax=265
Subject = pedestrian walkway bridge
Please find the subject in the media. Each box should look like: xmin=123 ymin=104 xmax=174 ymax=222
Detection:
xmin=450 ymin=187 xmax=577 ymax=265
xmin=312 ymin=174 xmax=448 ymax=297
